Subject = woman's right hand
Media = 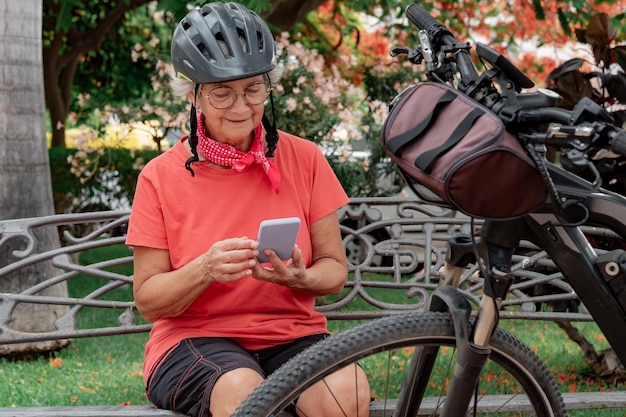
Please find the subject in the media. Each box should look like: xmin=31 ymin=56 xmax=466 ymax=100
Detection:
xmin=198 ymin=237 xmax=260 ymax=284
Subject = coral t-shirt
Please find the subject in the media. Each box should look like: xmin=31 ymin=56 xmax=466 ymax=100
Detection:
xmin=126 ymin=131 xmax=349 ymax=380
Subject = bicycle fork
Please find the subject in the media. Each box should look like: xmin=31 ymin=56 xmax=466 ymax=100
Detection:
xmin=394 ymin=233 xmax=515 ymax=417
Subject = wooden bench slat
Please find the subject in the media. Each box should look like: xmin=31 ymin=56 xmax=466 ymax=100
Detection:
xmin=369 ymin=391 xmax=626 ymax=416
xmin=2 ymin=392 xmax=625 ymax=417
xmin=561 ymin=391 xmax=626 ymax=409
xmin=0 ymin=405 xmax=181 ymax=417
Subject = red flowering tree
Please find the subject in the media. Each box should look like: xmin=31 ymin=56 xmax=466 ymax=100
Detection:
xmin=65 ymin=0 xmax=626 ymax=203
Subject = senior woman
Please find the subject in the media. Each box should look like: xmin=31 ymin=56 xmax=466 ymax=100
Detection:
xmin=125 ymin=3 xmax=370 ymax=417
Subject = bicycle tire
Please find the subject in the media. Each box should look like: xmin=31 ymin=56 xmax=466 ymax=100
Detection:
xmin=232 ymin=311 xmax=567 ymax=417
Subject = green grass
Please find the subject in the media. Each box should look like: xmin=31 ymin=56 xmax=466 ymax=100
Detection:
xmin=1 ymin=244 xmax=150 ymax=407
xmin=2 ymin=334 xmax=150 ymax=407
xmin=1 ymin=260 xmax=625 ymax=412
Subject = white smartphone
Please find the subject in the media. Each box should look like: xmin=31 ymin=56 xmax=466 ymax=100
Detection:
xmin=256 ymin=217 xmax=301 ymax=263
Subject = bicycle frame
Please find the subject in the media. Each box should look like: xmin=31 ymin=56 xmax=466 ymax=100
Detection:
xmin=395 ymin=162 xmax=626 ymax=417
xmin=523 ymin=167 xmax=626 ymax=361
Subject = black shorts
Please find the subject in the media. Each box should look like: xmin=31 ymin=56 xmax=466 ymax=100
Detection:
xmin=146 ymin=334 xmax=326 ymax=417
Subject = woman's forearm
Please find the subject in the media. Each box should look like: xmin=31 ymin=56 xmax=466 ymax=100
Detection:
xmin=134 ymin=255 xmax=212 ymax=322
xmin=292 ymin=256 xmax=347 ymax=296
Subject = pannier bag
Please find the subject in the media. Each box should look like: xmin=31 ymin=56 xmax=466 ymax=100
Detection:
xmin=381 ymin=82 xmax=548 ymax=219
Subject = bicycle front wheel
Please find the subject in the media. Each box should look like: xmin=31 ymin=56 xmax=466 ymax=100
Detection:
xmin=232 ymin=311 xmax=566 ymax=417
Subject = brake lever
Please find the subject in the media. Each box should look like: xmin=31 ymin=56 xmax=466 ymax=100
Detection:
xmin=389 ymin=46 xmax=424 ymax=65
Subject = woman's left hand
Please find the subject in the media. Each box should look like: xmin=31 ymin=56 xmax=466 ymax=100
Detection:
xmin=250 ymin=212 xmax=348 ymax=296
xmin=251 ymin=245 xmax=307 ymax=289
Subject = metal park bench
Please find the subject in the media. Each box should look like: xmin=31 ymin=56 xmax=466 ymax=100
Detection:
xmin=1 ymin=197 xmax=624 ymax=416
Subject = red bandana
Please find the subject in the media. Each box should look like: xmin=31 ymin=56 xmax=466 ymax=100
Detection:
xmin=195 ymin=112 xmax=281 ymax=194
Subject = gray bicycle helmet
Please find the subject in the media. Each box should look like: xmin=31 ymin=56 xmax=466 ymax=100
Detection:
xmin=172 ymin=2 xmax=276 ymax=84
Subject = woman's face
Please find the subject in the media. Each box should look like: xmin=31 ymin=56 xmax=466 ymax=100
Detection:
xmin=195 ymin=75 xmax=268 ymax=151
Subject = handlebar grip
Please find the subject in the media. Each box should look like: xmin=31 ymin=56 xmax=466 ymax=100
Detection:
xmin=611 ymin=129 xmax=626 ymax=157
xmin=406 ymin=3 xmax=448 ymax=33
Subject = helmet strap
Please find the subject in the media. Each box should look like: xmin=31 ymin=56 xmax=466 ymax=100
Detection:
xmin=186 ymin=82 xmax=277 ymax=175
xmin=185 ymin=84 xmax=201 ymax=177
xmin=263 ymin=74 xmax=279 ymax=158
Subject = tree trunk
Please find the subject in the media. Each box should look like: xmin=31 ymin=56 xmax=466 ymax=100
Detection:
xmin=0 ymin=0 xmax=69 ymax=355
xmin=555 ymin=321 xmax=626 ymax=383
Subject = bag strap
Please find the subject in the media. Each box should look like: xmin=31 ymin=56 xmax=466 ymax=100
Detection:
xmin=414 ymin=107 xmax=485 ymax=173
xmin=385 ymin=89 xmax=457 ymax=156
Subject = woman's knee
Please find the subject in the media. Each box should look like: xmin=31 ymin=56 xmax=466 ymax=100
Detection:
xmin=297 ymin=364 xmax=370 ymax=417
xmin=210 ymin=368 xmax=265 ymax=417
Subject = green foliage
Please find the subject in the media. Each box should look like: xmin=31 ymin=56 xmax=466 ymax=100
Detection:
xmin=532 ymin=0 xmax=545 ymax=20
xmin=66 ymin=0 xmax=283 ymax=119
xmin=54 ymin=0 xmax=76 ymax=32
xmin=547 ymin=12 xmax=626 ymax=121
xmin=54 ymin=1 xmax=626 ymax=209
xmin=271 ymin=30 xmax=413 ymax=198
xmin=71 ymin=3 xmax=175 ymax=123
xmin=49 ymin=147 xmax=157 ymax=213
xmin=558 ymin=9 xmax=572 ymax=36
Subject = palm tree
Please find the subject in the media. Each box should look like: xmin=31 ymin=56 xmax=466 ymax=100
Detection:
xmin=0 ymin=0 xmax=69 ymax=356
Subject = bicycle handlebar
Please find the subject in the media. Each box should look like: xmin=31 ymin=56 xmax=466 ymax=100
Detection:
xmin=406 ymin=4 xmax=480 ymax=87
xmin=402 ymin=3 xmax=626 ymax=159
xmin=406 ymin=4 xmax=449 ymax=38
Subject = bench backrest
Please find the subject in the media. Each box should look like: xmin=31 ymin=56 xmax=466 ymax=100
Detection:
xmin=0 ymin=197 xmax=593 ymax=346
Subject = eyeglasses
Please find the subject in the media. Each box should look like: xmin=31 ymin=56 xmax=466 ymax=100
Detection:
xmin=202 ymin=82 xmax=272 ymax=109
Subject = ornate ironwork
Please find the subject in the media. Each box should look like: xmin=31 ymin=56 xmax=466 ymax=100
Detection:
xmin=0 ymin=198 xmax=605 ymax=345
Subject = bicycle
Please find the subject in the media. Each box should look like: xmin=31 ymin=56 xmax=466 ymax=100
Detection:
xmin=232 ymin=4 xmax=626 ymax=417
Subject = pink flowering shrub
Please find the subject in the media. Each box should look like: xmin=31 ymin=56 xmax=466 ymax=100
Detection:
xmin=61 ymin=27 xmax=424 ymax=212
xmin=273 ymin=31 xmax=421 ymax=196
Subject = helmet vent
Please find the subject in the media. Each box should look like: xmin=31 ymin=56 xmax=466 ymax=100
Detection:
xmin=256 ymin=30 xmax=264 ymax=52
xmin=236 ymin=28 xmax=250 ymax=54
xmin=214 ymin=33 xmax=230 ymax=59
xmin=197 ymin=42 xmax=213 ymax=62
